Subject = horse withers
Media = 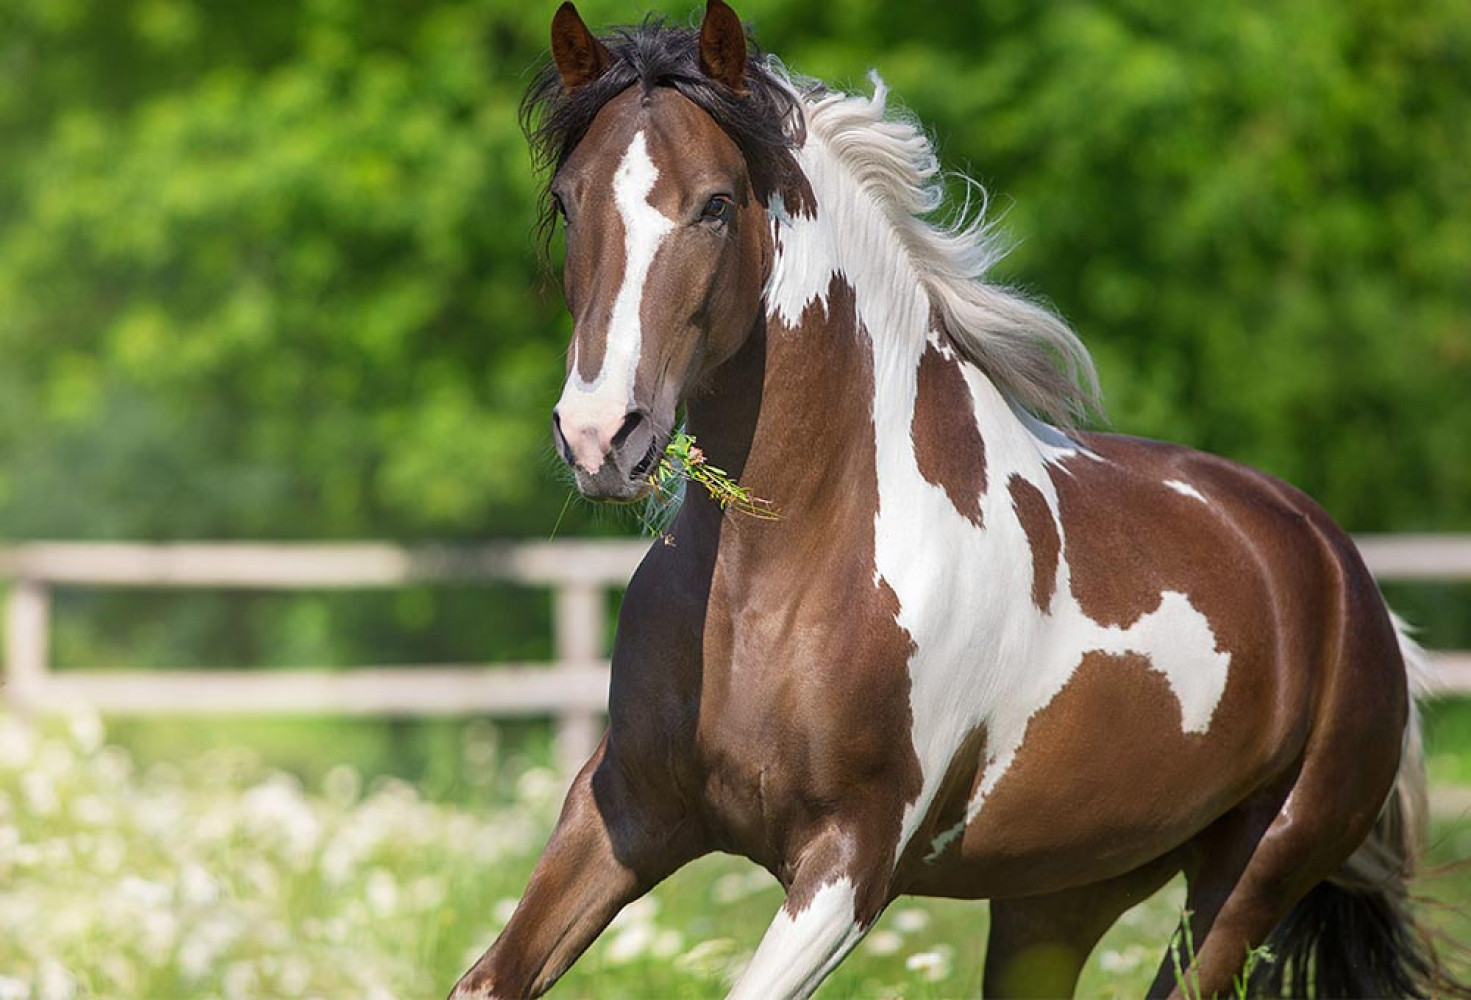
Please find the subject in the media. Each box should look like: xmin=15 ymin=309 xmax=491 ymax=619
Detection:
xmin=453 ymin=3 xmax=1458 ymax=997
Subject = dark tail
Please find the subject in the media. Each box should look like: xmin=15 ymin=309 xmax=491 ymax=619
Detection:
xmin=1250 ymin=619 xmax=1470 ymax=998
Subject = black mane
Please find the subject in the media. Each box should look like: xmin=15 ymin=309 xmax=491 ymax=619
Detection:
xmin=520 ymin=16 xmax=806 ymax=258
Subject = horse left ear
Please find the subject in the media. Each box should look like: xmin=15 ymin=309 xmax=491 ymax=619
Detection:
xmin=699 ymin=0 xmax=748 ymax=94
xmin=551 ymin=2 xmax=612 ymax=92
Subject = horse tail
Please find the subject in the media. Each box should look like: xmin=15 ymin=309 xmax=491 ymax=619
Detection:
xmin=1250 ymin=615 xmax=1471 ymax=998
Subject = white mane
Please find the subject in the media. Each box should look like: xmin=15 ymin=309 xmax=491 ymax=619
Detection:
xmin=781 ymin=70 xmax=1102 ymax=428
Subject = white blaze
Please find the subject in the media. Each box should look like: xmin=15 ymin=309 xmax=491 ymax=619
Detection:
xmin=557 ymin=130 xmax=673 ymax=448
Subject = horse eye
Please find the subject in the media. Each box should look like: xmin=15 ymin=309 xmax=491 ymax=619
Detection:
xmin=552 ymin=194 xmax=569 ymax=221
xmin=701 ymin=195 xmax=732 ymax=224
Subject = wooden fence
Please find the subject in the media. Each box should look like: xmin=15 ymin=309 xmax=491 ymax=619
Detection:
xmin=2 ymin=535 xmax=1470 ymax=775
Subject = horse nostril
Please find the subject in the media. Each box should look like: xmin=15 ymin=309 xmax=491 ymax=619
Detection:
xmin=610 ymin=410 xmax=646 ymax=450
xmin=550 ymin=410 xmax=575 ymax=465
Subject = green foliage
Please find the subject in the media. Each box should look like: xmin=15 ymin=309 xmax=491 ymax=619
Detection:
xmin=1 ymin=0 xmax=1469 ymax=665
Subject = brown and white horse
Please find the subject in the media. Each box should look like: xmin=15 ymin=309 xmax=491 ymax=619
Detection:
xmin=454 ymin=4 xmax=1457 ymax=997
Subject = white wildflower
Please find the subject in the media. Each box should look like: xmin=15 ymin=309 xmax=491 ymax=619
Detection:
xmin=605 ymin=922 xmax=656 ymax=964
xmin=142 ymin=909 xmax=180 ymax=952
xmin=492 ymin=897 xmax=521 ymax=927
xmin=905 ymin=944 xmax=954 ymax=982
xmin=70 ymin=794 xmax=110 ymax=827
xmin=515 ymin=766 xmax=560 ymax=807
xmin=91 ymin=832 xmax=125 ymax=874
xmin=222 ymin=961 xmax=258 ymax=1000
xmin=278 ymin=956 xmax=311 ymax=997
xmin=119 ymin=875 xmax=172 ymax=911
xmin=20 ymin=771 xmax=59 ymax=817
xmin=864 ymin=929 xmax=903 ymax=956
xmin=65 ymin=709 xmax=104 ymax=755
xmin=179 ymin=862 xmax=220 ymax=907
xmin=366 ymin=868 xmax=399 ymax=917
xmin=406 ymin=875 xmax=446 ymax=911
xmin=0 ymin=975 xmax=29 ymax=1000
xmin=92 ymin=746 xmax=133 ymax=786
xmin=891 ymin=907 xmax=930 ymax=934
xmin=37 ymin=959 xmax=75 ymax=1000
xmin=609 ymin=896 xmax=658 ymax=927
xmin=652 ymin=928 xmax=684 ymax=959
xmin=323 ymin=764 xmax=362 ymax=807
xmin=1098 ymin=946 xmax=1145 ymax=973
xmin=0 ymin=718 xmax=36 ymax=770
xmin=674 ymin=938 xmax=740 ymax=979
xmin=98 ymin=956 xmax=137 ymax=997
xmin=711 ymin=868 xmax=772 ymax=904
xmin=241 ymin=775 xmax=322 ymax=863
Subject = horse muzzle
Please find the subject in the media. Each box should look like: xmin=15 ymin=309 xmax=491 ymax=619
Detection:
xmin=551 ymin=406 xmax=661 ymax=501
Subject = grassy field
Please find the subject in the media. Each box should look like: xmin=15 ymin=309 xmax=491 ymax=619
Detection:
xmin=1 ymin=709 xmax=1468 ymax=999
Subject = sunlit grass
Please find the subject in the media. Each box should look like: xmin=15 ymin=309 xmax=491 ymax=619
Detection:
xmin=1 ymin=710 xmax=1468 ymax=999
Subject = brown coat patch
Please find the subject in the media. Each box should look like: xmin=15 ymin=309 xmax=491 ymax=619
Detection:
xmin=911 ymin=342 xmax=987 ymax=526
xmin=686 ymin=273 xmax=924 ymax=925
xmin=1007 ymin=474 xmax=1059 ymax=612
xmin=908 ymin=432 xmax=1407 ymax=902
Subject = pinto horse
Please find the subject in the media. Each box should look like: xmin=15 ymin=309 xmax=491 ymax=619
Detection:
xmin=454 ymin=4 xmax=1456 ymax=997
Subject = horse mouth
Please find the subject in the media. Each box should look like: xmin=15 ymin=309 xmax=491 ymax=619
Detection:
xmin=629 ymin=439 xmax=661 ymax=481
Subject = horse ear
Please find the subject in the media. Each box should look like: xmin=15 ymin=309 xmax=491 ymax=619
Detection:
xmin=551 ymin=2 xmax=611 ymax=92
xmin=699 ymin=0 xmax=748 ymax=94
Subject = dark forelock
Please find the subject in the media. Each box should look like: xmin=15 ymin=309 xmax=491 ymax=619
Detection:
xmin=519 ymin=16 xmax=806 ymax=259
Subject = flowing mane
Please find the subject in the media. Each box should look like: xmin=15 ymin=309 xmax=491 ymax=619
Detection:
xmin=520 ymin=17 xmax=1101 ymax=429
xmin=789 ymin=73 xmax=1103 ymax=428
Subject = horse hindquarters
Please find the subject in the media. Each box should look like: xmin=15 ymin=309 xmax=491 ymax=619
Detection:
xmin=1146 ymin=547 xmax=1425 ymax=999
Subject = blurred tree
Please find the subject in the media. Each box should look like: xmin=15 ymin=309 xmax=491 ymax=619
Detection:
xmin=0 ymin=0 xmax=1467 ymax=665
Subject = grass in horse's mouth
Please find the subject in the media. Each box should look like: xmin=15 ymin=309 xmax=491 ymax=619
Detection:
xmin=649 ymin=432 xmax=778 ymax=520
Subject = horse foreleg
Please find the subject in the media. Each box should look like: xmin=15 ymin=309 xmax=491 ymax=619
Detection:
xmin=726 ymin=838 xmax=889 ymax=1000
xmin=450 ymin=742 xmax=701 ymax=1000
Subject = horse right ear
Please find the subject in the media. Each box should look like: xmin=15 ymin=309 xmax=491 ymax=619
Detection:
xmin=551 ymin=2 xmax=611 ymax=92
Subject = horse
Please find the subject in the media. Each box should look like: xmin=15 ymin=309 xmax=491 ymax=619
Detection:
xmin=452 ymin=3 xmax=1459 ymax=997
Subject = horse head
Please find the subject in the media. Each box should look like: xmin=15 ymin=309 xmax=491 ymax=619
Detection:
xmin=540 ymin=1 xmax=777 ymax=501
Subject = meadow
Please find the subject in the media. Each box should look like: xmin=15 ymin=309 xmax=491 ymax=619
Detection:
xmin=2 ymin=708 xmax=1469 ymax=1000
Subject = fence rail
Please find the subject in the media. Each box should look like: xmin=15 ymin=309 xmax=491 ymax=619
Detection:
xmin=3 ymin=536 xmax=1470 ymax=774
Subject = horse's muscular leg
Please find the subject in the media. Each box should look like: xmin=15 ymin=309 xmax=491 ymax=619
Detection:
xmin=725 ymin=831 xmax=890 ymax=1000
xmin=1147 ymin=763 xmax=1385 ymax=999
xmin=450 ymin=741 xmax=702 ymax=1000
xmin=984 ymin=851 xmax=1182 ymax=998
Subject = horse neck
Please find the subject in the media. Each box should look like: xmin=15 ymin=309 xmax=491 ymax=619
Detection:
xmin=685 ymin=141 xmax=1046 ymax=532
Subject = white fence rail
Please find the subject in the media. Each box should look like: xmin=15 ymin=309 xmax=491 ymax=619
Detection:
xmin=0 ymin=540 xmax=649 ymax=774
xmin=3 ymin=536 xmax=1470 ymax=773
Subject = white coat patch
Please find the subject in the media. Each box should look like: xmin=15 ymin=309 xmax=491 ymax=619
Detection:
xmin=765 ymin=94 xmax=1233 ymax=873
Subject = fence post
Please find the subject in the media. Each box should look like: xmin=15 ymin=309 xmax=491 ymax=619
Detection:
xmin=552 ymin=581 xmax=604 ymax=777
xmin=4 ymin=579 xmax=51 ymax=713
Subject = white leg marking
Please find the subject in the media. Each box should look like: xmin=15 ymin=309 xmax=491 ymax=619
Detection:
xmin=1164 ymin=479 xmax=1208 ymax=503
xmin=726 ymin=878 xmax=866 ymax=1000
xmin=557 ymin=130 xmax=673 ymax=424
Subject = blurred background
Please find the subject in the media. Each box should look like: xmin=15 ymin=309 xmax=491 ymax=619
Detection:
xmin=1 ymin=0 xmax=1468 ymax=997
